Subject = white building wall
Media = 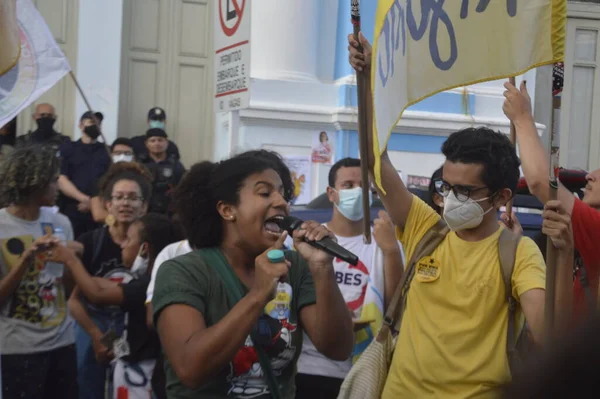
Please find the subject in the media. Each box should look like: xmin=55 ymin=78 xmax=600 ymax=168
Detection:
xmin=72 ymin=0 xmax=123 ymax=143
xmin=24 ymin=0 xmax=600 ymax=181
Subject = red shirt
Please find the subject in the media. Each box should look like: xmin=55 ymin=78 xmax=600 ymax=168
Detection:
xmin=572 ymin=198 xmax=600 ymax=319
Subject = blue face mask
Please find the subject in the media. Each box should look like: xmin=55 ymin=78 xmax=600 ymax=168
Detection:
xmin=335 ymin=187 xmax=372 ymax=221
xmin=149 ymin=120 xmax=165 ymax=129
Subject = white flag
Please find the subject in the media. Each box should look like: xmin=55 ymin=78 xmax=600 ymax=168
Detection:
xmin=0 ymin=0 xmax=71 ymax=128
xmin=0 ymin=0 xmax=20 ymax=78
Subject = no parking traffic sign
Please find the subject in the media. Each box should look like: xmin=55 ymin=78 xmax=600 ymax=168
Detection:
xmin=214 ymin=0 xmax=250 ymax=113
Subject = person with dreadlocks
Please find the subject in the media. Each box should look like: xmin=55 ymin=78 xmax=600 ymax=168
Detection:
xmin=0 ymin=144 xmax=77 ymax=399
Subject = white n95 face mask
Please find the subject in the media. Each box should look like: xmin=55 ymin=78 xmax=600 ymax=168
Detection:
xmin=442 ymin=191 xmax=494 ymax=231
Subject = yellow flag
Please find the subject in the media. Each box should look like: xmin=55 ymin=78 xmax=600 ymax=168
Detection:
xmin=371 ymin=0 xmax=566 ymax=191
xmin=0 ymin=0 xmax=20 ymax=77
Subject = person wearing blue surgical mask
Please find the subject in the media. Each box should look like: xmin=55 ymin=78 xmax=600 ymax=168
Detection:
xmin=295 ymin=157 xmax=405 ymax=399
xmin=129 ymin=107 xmax=181 ymax=162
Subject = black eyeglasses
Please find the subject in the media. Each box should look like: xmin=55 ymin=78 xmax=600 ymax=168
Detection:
xmin=111 ymin=194 xmax=143 ymax=203
xmin=434 ymin=179 xmax=488 ymax=202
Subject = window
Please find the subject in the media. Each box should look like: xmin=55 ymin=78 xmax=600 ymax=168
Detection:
xmin=562 ymin=16 xmax=600 ymax=171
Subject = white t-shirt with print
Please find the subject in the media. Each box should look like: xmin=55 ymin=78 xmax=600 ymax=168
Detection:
xmin=146 ymin=240 xmax=192 ymax=304
xmin=297 ymin=231 xmax=400 ymax=379
xmin=0 ymin=208 xmax=75 ymax=354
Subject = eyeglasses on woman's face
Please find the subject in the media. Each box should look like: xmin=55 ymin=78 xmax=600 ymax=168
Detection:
xmin=111 ymin=194 xmax=143 ymax=204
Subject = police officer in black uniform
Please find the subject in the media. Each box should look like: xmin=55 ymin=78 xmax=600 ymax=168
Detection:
xmin=130 ymin=107 xmax=180 ymax=161
xmin=58 ymin=111 xmax=111 ymax=238
xmin=139 ymin=128 xmax=185 ymax=215
xmin=16 ymin=103 xmax=71 ymax=152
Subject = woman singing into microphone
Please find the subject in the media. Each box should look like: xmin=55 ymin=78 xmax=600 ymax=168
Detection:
xmin=151 ymin=152 xmax=353 ymax=398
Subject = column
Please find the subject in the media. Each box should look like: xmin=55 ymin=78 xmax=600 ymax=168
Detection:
xmin=250 ymin=0 xmax=320 ymax=82
xmin=334 ymin=0 xmax=377 ymax=81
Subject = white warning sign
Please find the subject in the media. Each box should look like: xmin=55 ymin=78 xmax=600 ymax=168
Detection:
xmin=214 ymin=0 xmax=250 ymax=113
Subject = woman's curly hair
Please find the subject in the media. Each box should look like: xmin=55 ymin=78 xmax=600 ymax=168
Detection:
xmin=0 ymin=144 xmax=59 ymax=206
xmin=98 ymin=161 xmax=153 ymax=202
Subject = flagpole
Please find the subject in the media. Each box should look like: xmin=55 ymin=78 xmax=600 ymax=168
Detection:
xmin=69 ymin=71 xmax=112 ymax=159
xmin=351 ymin=0 xmax=372 ymax=244
xmin=505 ymin=76 xmax=517 ymax=221
xmin=544 ymin=62 xmax=564 ymax=344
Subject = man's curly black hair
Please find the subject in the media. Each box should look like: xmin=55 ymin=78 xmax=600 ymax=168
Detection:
xmin=441 ymin=127 xmax=521 ymax=194
xmin=0 ymin=144 xmax=59 ymax=206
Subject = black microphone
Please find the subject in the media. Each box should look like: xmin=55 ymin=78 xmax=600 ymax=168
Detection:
xmin=278 ymin=216 xmax=359 ymax=266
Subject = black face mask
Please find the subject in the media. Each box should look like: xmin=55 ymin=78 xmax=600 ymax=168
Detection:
xmin=35 ymin=117 xmax=56 ymax=136
xmin=84 ymin=125 xmax=101 ymax=140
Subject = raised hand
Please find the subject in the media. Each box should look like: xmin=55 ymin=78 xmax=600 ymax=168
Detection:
xmin=373 ymin=210 xmax=400 ymax=253
xmin=251 ymin=232 xmax=290 ymax=303
xmin=499 ymin=211 xmax=523 ymax=236
xmin=503 ymin=80 xmax=533 ymax=124
xmin=542 ymin=200 xmax=573 ymax=250
xmin=348 ymin=31 xmax=372 ymax=72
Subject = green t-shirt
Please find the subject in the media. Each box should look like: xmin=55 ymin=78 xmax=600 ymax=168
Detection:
xmin=152 ymin=249 xmax=317 ymax=399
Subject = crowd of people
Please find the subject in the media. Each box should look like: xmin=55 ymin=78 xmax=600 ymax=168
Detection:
xmin=0 ymin=31 xmax=598 ymax=399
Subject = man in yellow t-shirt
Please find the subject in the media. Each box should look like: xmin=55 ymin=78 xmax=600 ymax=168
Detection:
xmin=384 ymin=194 xmax=545 ymax=398
xmin=346 ymin=33 xmax=548 ymax=398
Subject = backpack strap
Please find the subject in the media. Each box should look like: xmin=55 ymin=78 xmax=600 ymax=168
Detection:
xmin=195 ymin=248 xmax=282 ymax=399
xmin=575 ymin=250 xmax=596 ymax=312
xmin=497 ymin=228 xmax=522 ymax=370
xmin=376 ymin=219 xmax=450 ymax=343
xmin=80 ymin=227 xmax=109 ymax=314
xmin=91 ymin=227 xmax=107 ymax=269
